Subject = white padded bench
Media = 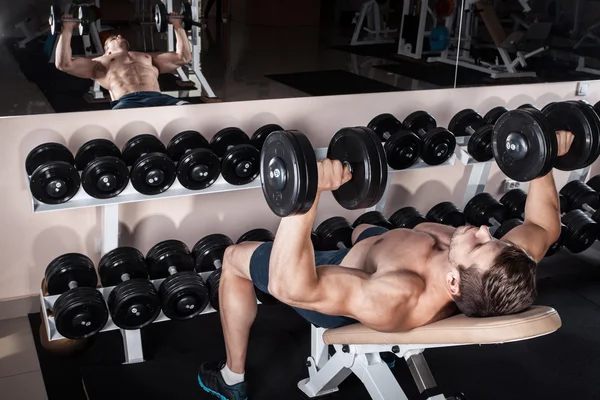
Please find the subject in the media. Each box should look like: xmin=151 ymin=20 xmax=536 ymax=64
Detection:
xmin=298 ymin=306 xmax=561 ymax=400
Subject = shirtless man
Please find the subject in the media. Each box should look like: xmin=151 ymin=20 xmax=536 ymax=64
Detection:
xmin=55 ymin=13 xmax=192 ymax=109
xmin=198 ymin=131 xmax=573 ymax=400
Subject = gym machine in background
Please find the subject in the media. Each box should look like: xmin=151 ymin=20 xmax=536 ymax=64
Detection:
xmin=350 ymin=0 xmax=397 ymax=46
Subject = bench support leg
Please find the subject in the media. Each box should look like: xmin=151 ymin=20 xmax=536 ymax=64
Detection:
xmin=350 ymin=352 xmax=409 ymax=400
xmin=406 ymin=352 xmax=446 ymax=400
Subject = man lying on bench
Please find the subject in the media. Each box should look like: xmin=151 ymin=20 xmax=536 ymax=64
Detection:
xmin=197 ymin=131 xmax=573 ymax=400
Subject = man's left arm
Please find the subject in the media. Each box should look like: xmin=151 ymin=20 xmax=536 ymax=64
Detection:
xmin=152 ymin=19 xmax=192 ymax=73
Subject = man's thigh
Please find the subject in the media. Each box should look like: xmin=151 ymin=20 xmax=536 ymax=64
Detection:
xmin=226 ymin=242 xmax=263 ymax=279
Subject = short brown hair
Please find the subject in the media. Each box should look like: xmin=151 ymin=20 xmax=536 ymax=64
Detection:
xmin=453 ymin=245 xmax=537 ymax=317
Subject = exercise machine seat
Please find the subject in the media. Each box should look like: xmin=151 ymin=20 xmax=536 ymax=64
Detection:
xmin=323 ymin=306 xmax=560 ymax=345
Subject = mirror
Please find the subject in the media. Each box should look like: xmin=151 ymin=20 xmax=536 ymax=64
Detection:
xmin=2 ymin=0 xmax=461 ymax=117
xmin=451 ymin=0 xmax=600 ymax=90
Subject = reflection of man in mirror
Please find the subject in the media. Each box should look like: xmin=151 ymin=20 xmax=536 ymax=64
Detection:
xmin=55 ymin=13 xmax=192 ymax=110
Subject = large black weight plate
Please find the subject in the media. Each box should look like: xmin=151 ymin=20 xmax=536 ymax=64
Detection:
xmin=389 ymin=207 xmax=427 ymax=229
xmin=418 ymin=128 xmax=456 ymax=165
xmin=467 ymin=125 xmax=493 ymax=161
xmin=54 ymin=287 xmax=108 ymax=339
xmin=177 ymin=148 xmax=221 ymax=190
xmin=492 ymin=109 xmax=556 ymax=182
xmin=130 ymin=153 xmax=176 ymax=195
xmin=464 ymin=193 xmax=507 ymax=226
xmin=315 ymin=217 xmax=353 ymax=250
xmin=448 ymin=109 xmax=483 ymax=137
xmin=483 ymin=106 xmax=508 ymax=126
xmin=568 ymin=100 xmax=600 ymax=168
xmin=121 ymin=135 xmax=166 ymax=167
xmin=251 ymin=124 xmax=283 ymax=150
xmin=82 ymin=156 xmax=129 ymax=199
xmin=562 ymin=210 xmax=598 ymax=253
xmin=30 ymin=161 xmax=80 ymax=204
xmin=499 ymin=188 xmax=527 ymax=220
xmin=403 ymin=111 xmax=437 ymax=134
xmin=518 ymin=104 xmax=537 ymax=110
xmin=367 ymin=113 xmax=404 ymax=141
xmin=108 ymin=279 xmax=161 ymax=329
xmin=222 ymin=144 xmax=260 ymax=185
xmin=26 ymin=142 xmax=74 ymax=176
xmin=45 ymin=253 xmax=97 ymax=295
xmin=210 ymin=128 xmax=249 ymax=158
xmin=167 ymin=131 xmax=209 ymax=163
xmin=193 ymin=234 xmax=233 ymax=272
xmin=155 ymin=3 xmax=168 ymax=33
xmin=159 ymin=272 xmax=209 ymax=320
xmin=75 ymin=139 xmax=121 ymax=171
xmin=384 ymin=131 xmax=422 ymax=170
xmin=352 ymin=211 xmax=394 ymax=229
xmin=236 ymin=229 xmax=275 ymax=244
xmin=493 ymin=218 xmax=523 ymax=239
xmin=587 ymin=175 xmax=600 ymax=193
xmin=559 ymin=180 xmax=599 ymax=211
xmin=545 ymin=224 xmax=567 ymax=257
xmin=49 ymin=5 xmax=61 ymax=35
xmin=207 ymin=269 xmax=222 ymax=311
xmin=146 ymin=240 xmax=195 ymax=279
xmin=542 ymin=102 xmax=593 ymax=171
xmin=425 ymin=202 xmax=465 ymax=227
xmin=261 ymin=130 xmax=318 ymax=217
xmin=328 ymin=127 xmax=387 ymax=210
xmin=180 ymin=2 xmax=193 ymax=30
xmin=98 ymin=247 xmax=147 ymax=287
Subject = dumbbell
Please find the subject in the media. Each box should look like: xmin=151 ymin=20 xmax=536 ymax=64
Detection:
xmin=463 ymin=193 xmax=512 ymax=239
xmin=559 ymin=180 xmax=600 ymax=250
xmin=586 ymin=174 xmax=600 ymax=194
xmin=389 ymin=206 xmax=427 ymax=229
xmin=261 ymin=127 xmax=387 ymax=217
xmin=98 ymin=247 xmax=161 ymax=329
xmin=146 ymin=240 xmax=210 ymax=320
xmin=236 ymin=229 xmax=280 ymax=305
xmin=121 ymin=135 xmax=176 ymax=195
xmin=155 ymin=2 xmax=200 ymax=33
xmin=166 ymin=130 xmax=221 ymax=190
xmin=482 ymin=106 xmax=508 ymax=126
xmin=44 ymin=253 xmax=108 ymax=339
xmin=251 ymin=124 xmax=284 ymax=151
xmin=367 ymin=113 xmax=423 ymax=170
xmin=49 ymin=5 xmax=90 ymax=36
xmin=26 ymin=143 xmax=81 ymax=204
xmin=353 ymin=211 xmax=394 ymax=229
xmin=499 ymin=188 xmax=568 ymax=256
xmin=210 ymin=128 xmax=261 ymax=186
xmin=193 ymin=234 xmax=234 ymax=311
xmin=315 ymin=217 xmax=353 ymax=250
xmin=448 ymin=109 xmax=494 ymax=162
xmin=493 ymin=100 xmax=600 ymax=182
xmin=403 ymin=111 xmax=456 ymax=166
xmin=74 ymin=139 xmax=129 ymax=199
xmin=426 ymin=202 xmax=465 ymax=227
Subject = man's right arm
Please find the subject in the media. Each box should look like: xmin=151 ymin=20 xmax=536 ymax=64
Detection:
xmin=55 ymin=25 xmax=104 ymax=79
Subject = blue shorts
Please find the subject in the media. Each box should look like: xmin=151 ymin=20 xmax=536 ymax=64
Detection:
xmin=111 ymin=91 xmax=190 ymax=110
xmin=249 ymin=226 xmax=389 ymax=329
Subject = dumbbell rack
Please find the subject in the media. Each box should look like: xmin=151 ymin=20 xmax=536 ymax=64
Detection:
xmin=34 ymin=138 xmax=586 ymax=364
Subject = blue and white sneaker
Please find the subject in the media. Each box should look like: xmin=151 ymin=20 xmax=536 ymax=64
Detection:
xmin=198 ymin=361 xmax=248 ymax=400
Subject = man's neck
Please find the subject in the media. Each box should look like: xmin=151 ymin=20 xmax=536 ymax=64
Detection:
xmin=424 ymin=250 xmax=454 ymax=303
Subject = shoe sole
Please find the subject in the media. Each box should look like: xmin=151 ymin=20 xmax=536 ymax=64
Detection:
xmin=197 ymin=374 xmax=248 ymax=400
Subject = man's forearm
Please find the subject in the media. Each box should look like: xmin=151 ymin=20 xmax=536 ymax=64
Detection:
xmin=55 ymin=31 xmax=73 ymax=69
xmin=268 ymin=194 xmax=320 ymax=300
xmin=174 ymin=27 xmax=192 ymax=63
xmin=525 ymin=172 xmax=561 ymax=241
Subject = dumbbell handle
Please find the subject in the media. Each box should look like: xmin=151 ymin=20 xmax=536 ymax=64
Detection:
xmin=168 ymin=14 xmax=202 ymax=28
xmin=61 ymin=17 xmax=81 ymax=22
xmin=336 ymin=241 xmax=347 ymax=250
xmin=121 ymin=273 xmax=130 ymax=282
xmin=418 ymin=128 xmax=427 ymax=136
xmin=68 ymin=280 xmax=78 ymax=290
xmin=489 ymin=217 xmax=501 ymax=228
xmin=466 ymin=125 xmax=476 ymax=135
xmin=168 ymin=266 xmax=178 ymax=276
xmin=582 ymin=203 xmax=596 ymax=214
xmin=383 ymin=132 xmax=391 ymax=140
xmin=214 ymin=259 xmax=223 ymax=269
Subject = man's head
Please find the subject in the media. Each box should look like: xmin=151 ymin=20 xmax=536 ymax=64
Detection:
xmin=104 ymin=35 xmax=130 ymax=54
xmin=446 ymin=225 xmax=537 ymax=317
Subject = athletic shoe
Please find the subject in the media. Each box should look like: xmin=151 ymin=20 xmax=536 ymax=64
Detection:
xmin=198 ymin=361 xmax=248 ymax=400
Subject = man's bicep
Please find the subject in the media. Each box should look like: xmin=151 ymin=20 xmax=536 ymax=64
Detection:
xmin=63 ymin=58 xmax=103 ymax=79
xmin=501 ymin=222 xmax=549 ymax=262
xmin=152 ymin=52 xmax=182 ymax=73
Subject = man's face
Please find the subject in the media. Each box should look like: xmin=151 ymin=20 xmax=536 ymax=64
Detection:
xmin=104 ymin=35 xmax=130 ymax=54
xmin=448 ymin=225 xmax=508 ymax=272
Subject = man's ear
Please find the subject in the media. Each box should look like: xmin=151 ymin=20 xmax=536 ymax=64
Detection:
xmin=446 ymin=270 xmax=460 ymax=296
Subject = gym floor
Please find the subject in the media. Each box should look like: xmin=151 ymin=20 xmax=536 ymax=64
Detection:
xmin=0 ymin=245 xmax=598 ymax=399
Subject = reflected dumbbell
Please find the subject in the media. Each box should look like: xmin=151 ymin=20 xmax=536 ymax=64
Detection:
xmin=146 ymin=240 xmax=209 ymax=320
xmin=167 ymin=130 xmax=221 ymax=190
xmin=98 ymin=247 xmax=161 ymax=329
xmin=121 ymin=135 xmax=176 ymax=195
xmin=426 ymin=201 xmax=465 ymax=227
xmin=250 ymin=124 xmax=284 ymax=151
xmin=75 ymin=139 xmax=129 ymax=199
xmin=464 ymin=193 xmax=511 ymax=239
xmin=236 ymin=229 xmax=279 ymax=305
xmin=389 ymin=206 xmax=427 ymax=229
xmin=26 ymin=143 xmax=80 ymax=204
xmin=353 ymin=211 xmax=394 ymax=229
xmin=448 ymin=109 xmax=495 ymax=161
xmin=210 ymin=128 xmax=260 ymax=185
xmin=315 ymin=217 xmax=353 ymax=250
xmin=482 ymin=106 xmax=508 ymax=126
xmin=499 ymin=188 xmax=568 ymax=256
xmin=45 ymin=253 xmax=108 ymax=339
xmin=367 ymin=113 xmax=422 ymax=170
xmin=403 ymin=111 xmax=456 ymax=165
xmin=193 ymin=234 xmax=234 ymax=311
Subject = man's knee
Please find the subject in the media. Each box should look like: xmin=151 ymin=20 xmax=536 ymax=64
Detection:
xmin=222 ymin=243 xmax=256 ymax=279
